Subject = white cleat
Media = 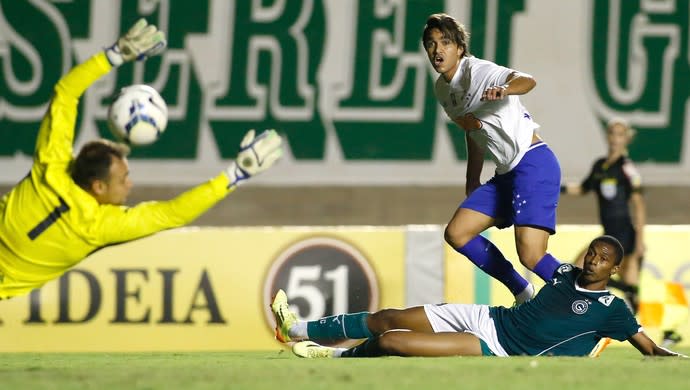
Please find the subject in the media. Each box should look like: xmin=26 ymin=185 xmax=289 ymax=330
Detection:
xmin=292 ymin=341 xmax=336 ymax=358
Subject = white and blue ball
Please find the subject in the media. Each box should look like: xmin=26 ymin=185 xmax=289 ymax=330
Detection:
xmin=107 ymin=84 xmax=168 ymax=145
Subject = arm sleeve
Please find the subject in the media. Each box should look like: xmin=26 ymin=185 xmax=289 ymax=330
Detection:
xmin=88 ymin=173 xmax=233 ymax=245
xmin=599 ymin=301 xmax=643 ymax=341
xmin=622 ymin=157 xmax=643 ymax=193
xmin=476 ymin=61 xmax=515 ymax=89
xmin=34 ymin=52 xmax=112 ymax=166
xmin=579 ymin=161 xmax=599 ymax=194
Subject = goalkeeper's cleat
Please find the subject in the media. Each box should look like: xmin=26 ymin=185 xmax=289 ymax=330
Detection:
xmin=271 ymin=289 xmax=298 ymax=343
xmin=292 ymin=341 xmax=336 ymax=358
xmin=589 ymin=337 xmax=612 ymax=358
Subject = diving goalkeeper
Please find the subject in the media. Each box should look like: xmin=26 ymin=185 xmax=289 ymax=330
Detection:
xmin=0 ymin=19 xmax=283 ymax=299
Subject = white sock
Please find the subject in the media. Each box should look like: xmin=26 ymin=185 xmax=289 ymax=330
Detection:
xmin=332 ymin=348 xmax=347 ymax=358
xmin=288 ymin=321 xmax=308 ymax=340
xmin=515 ymin=283 xmax=535 ymax=304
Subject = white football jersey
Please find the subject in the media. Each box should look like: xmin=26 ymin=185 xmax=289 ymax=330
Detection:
xmin=435 ymin=56 xmax=539 ymax=174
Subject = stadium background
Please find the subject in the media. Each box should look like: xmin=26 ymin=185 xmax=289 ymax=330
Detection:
xmin=1 ymin=0 xmax=689 ymax=352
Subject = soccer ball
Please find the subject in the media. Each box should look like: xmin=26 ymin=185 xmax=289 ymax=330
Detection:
xmin=107 ymin=84 xmax=168 ymax=145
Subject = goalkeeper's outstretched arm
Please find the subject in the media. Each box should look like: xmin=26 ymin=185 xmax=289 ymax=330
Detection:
xmin=34 ymin=18 xmax=166 ymax=166
xmin=93 ymin=128 xmax=284 ymax=244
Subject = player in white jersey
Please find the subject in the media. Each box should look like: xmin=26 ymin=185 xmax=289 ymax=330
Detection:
xmin=423 ymin=13 xmax=562 ymax=303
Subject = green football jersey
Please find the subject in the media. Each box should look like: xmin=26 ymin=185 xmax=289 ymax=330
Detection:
xmin=489 ymin=264 xmax=641 ymax=356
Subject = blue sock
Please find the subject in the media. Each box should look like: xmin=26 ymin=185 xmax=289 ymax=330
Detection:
xmin=456 ymin=235 xmax=529 ymax=296
xmin=532 ymin=253 xmax=561 ymax=282
xmin=307 ymin=312 xmax=373 ymax=341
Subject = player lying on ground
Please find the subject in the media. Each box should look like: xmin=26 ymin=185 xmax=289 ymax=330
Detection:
xmin=272 ymin=236 xmax=686 ymax=358
xmin=0 ymin=19 xmax=283 ymax=300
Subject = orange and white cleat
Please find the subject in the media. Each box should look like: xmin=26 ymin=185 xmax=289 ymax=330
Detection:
xmin=589 ymin=337 xmax=612 ymax=358
xmin=270 ymin=289 xmax=298 ymax=343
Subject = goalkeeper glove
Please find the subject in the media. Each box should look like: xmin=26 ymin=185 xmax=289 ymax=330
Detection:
xmin=105 ymin=18 xmax=167 ymax=66
xmin=225 ymin=129 xmax=284 ymax=189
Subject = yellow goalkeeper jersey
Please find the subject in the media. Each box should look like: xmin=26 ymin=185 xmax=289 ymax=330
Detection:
xmin=0 ymin=52 xmax=233 ymax=299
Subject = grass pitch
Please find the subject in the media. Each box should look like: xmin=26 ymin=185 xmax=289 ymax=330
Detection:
xmin=1 ymin=347 xmax=688 ymax=390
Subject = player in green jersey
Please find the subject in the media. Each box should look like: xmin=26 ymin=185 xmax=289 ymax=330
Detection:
xmin=0 ymin=19 xmax=283 ymax=299
xmin=272 ymin=236 xmax=685 ymax=358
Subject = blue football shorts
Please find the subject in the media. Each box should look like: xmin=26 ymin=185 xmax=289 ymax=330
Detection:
xmin=460 ymin=142 xmax=561 ymax=234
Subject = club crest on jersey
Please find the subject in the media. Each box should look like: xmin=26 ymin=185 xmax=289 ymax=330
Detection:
xmin=572 ymin=300 xmax=589 ymax=315
xmin=598 ymin=295 xmax=615 ymax=307
xmin=600 ymin=178 xmax=618 ymax=200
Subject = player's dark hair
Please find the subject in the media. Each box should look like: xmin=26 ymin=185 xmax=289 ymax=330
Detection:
xmin=422 ymin=13 xmax=470 ymax=56
xmin=592 ymin=235 xmax=625 ymax=265
xmin=71 ymin=140 xmax=130 ymax=190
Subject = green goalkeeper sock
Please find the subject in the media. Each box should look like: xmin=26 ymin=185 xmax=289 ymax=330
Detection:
xmin=307 ymin=312 xmax=373 ymax=341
